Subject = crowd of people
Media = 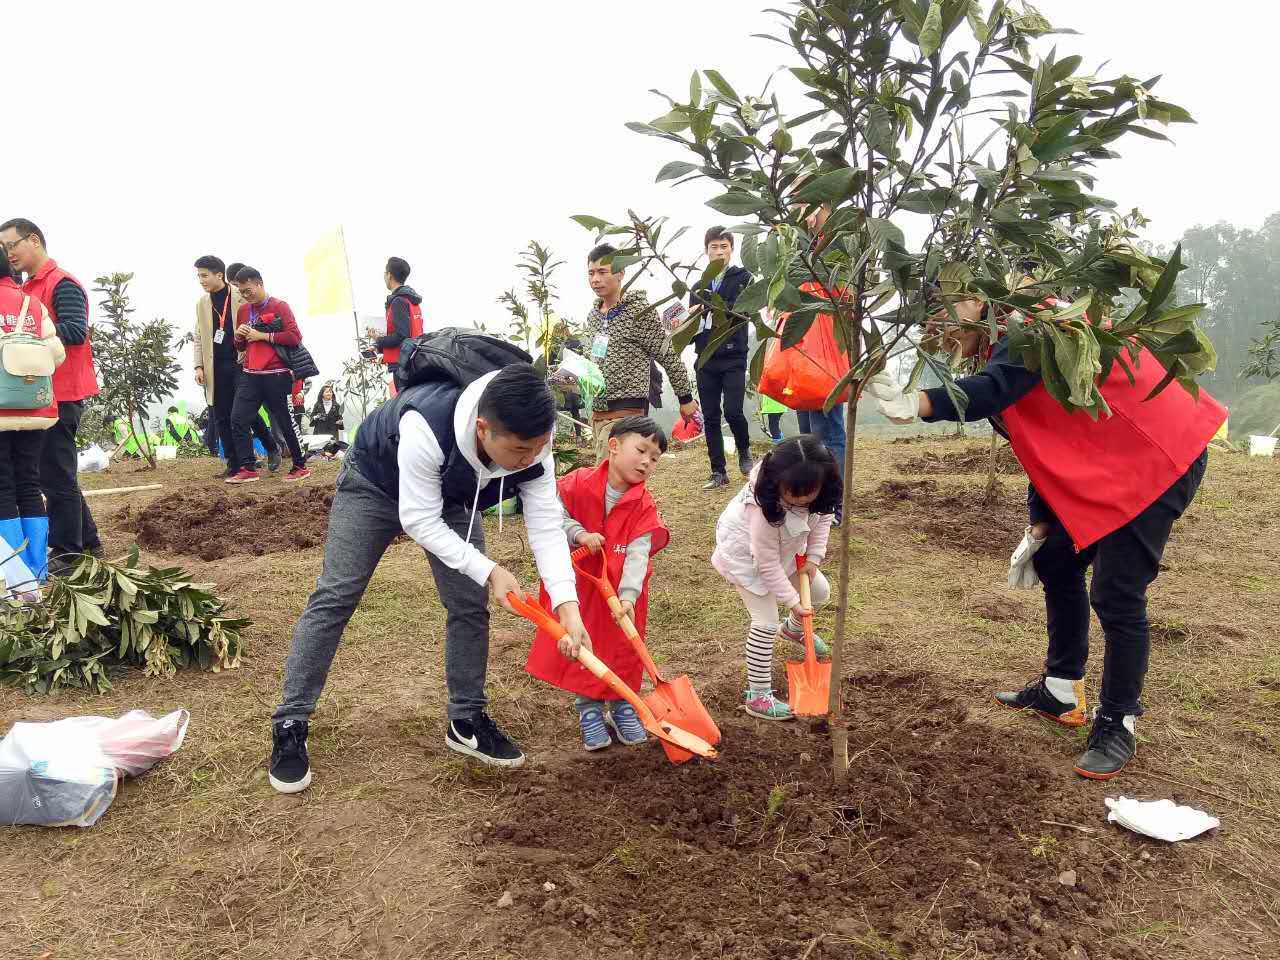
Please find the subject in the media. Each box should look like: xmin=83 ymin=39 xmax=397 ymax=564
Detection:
xmin=0 ymin=212 xmax=1225 ymax=792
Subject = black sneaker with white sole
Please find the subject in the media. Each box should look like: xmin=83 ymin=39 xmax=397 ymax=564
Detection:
xmin=269 ymin=719 xmax=312 ymax=793
xmin=445 ymin=713 xmax=525 ymax=767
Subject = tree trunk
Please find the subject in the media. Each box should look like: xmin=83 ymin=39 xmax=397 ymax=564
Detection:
xmin=984 ymin=428 xmax=1000 ymax=502
xmin=130 ymin=404 xmax=156 ymax=470
xmin=827 ymin=394 xmax=858 ymax=783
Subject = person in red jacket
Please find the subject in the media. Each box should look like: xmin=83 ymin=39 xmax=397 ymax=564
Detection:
xmin=867 ymin=297 xmax=1225 ymax=780
xmin=226 ymin=267 xmax=310 ymax=483
xmin=525 ymin=416 xmax=670 ymax=751
xmin=365 ymin=256 xmax=423 ymax=396
xmin=0 ymin=218 xmax=102 ymax=573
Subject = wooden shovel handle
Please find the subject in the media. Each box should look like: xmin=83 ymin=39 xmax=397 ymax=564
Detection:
xmin=794 ymin=553 xmax=817 ymax=668
xmin=572 ymin=546 xmax=667 ymax=684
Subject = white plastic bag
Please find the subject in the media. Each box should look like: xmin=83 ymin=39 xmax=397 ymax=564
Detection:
xmin=0 ymin=709 xmax=188 ymax=827
xmin=1105 ymin=796 xmax=1220 ymax=842
xmin=77 ymin=443 xmax=110 ymax=473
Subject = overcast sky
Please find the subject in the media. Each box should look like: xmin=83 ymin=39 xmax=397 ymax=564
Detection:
xmin=6 ymin=1 xmax=1275 ymax=409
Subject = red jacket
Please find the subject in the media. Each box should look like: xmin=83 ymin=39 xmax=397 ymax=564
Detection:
xmin=381 ymin=293 xmax=424 ymax=367
xmin=22 ymin=259 xmax=98 ymax=402
xmin=525 ymin=461 xmax=669 ymax=700
xmin=1003 ymin=345 xmax=1225 ymax=550
xmin=234 ymin=297 xmax=301 ymax=373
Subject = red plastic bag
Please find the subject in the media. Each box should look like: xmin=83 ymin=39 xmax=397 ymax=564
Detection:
xmin=758 ymin=284 xmax=851 ymax=410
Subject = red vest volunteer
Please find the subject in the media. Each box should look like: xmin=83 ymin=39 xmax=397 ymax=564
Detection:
xmin=23 ymin=259 xmax=98 ymax=403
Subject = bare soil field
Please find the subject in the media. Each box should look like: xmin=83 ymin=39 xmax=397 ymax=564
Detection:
xmin=2 ymin=437 xmax=1277 ymax=960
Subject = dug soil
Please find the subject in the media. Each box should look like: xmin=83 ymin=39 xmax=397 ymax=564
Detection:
xmin=869 ymin=478 xmax=1025 ymax=556
xmin=471 ymin=672 xmax=1183 ymax=960
xmin=899 ymin=444 xmax=1024 ymax=476
xmin=117 ymin=486 xmax=336 ymax=560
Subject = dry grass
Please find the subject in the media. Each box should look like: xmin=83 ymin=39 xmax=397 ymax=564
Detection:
xmin=2 ymin=438 xmax=1278 ymax=959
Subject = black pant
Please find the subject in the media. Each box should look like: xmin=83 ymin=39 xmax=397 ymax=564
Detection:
xmin=1032 ymin=450 xmax=1207 ymax=717
xmin=0 ymin=431 xmax=45 ymax=520
xmin=39 ymin=400 xmax=100 ymax=555
xmin=766 ymin=413 xmax=784 ymax=442
xmin=696 ymin=362 xmax=751 ymax=476
xmin=233 ymin=372 xmax=304 ymax=470
xmin=213 ymin=362 xmax=277 ymax=470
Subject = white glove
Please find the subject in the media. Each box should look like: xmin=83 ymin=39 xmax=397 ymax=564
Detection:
xmin=1008 ymin=526 xmax=1046 ymax=589
xmin=864 ymin=371 xmax=920 ymax=423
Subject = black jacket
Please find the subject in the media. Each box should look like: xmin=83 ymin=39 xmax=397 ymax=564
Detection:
xmin=310 ymin=396 xmax=345 ymax=437
xmin=376 ymin=285 xmax=424 ymax=352
xmin=689 ymin=265 xmax=753 ymax=371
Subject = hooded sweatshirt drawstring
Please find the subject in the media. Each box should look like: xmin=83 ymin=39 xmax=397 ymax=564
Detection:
xmin=465 ymin=478 xmax=483 ymax=546
xmin=497 ymin=476 xmax=505 ymax=536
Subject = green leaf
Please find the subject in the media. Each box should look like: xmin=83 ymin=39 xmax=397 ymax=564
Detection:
xmin=689 ymin=71 xmax=702 ymax=108
xmin=706 ymin=190 xmax=770 ymax=216
xmin=966 ymin=0 xmax=990 ymax=42
xmin=1145 ymin=243 xmax=1182 ymax=315
xmin=793 ymin=168 xmax=860 ymax=204
xmin=656 ymin=161 xmax=699 ymax=183
xmin=919 ymin=1 xmax=944 ymax=57
xmin=703 ymin=69 xmax=741 ymax=105
xmin=865 ymin=104 xmax=895 ymax=152
xmin=571 ymin=215 xmax=610 ymax=233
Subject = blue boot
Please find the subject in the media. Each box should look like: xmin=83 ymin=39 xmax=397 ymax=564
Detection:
xmin=18 ymin=515 xmax=49 ymax=583
xmin=0 ymin=517 xmax=38 ymax=596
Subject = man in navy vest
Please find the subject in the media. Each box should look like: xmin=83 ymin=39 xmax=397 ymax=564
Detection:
xmin=267 ymin=363 xmax=590 ymax=793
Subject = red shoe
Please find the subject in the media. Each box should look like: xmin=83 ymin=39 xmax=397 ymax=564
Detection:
xmin=284 ymin=466 xmax=311 ymax=482
xmin=224 ymin=468 xmax=260 ymax=484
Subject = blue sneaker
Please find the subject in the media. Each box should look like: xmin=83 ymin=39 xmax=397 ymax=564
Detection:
xmin=578 ymin=701 xmax=612 ymax=751
xmin=606 ymin=701 xmax=648 ymax=745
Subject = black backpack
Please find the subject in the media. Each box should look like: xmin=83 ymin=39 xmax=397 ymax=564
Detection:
xmin=394 ymin=328 xmax=533 ymax=392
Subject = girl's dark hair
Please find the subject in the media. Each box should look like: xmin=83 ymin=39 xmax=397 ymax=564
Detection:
xmin=752 ymin=434 xmax=842 ymax=524
xmin=0 ymin=253 xmax=11 ymax=282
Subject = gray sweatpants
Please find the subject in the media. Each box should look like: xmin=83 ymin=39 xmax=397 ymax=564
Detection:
xmin=273 ymin=463 xmax=491 ymax=724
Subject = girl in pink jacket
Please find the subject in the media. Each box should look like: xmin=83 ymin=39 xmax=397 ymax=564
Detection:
xmin=711 ymin=435 xmax=842 ymax=720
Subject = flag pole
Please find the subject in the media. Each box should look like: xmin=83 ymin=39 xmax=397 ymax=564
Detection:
xmin=338 ymin=225 xmax=371 ymax=421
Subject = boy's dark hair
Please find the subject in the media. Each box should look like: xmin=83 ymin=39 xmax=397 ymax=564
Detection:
xmin=193 ymin=255 xmax=226 ymax=277
xmin=752 ymin=434 xmax=842 ymax=524
xmin=587 ymin=243 xmax=618 ymax=266
xmin=386 ymin=257 xmax=411 ymax=284
xmin=0 ymin=218 xmax=46 ymax=249
xmin=226 ymin=262 xmax=246 ymax=283
xmin=167 ymin=406 xmax=178 ymax=413
xmin=704 ymin=225 xmax=734 ymax=249
xmin=478 ymin=363 xmax=557 ymax=439
xmin=236 ymin=266 xmax=263 ymax=284
xmin=610 ymin=415 xmax=668 ymax=454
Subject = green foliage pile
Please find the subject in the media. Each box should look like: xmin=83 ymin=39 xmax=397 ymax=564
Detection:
xmin=0 ymin=550 xmax=247 ymax=694
xmin=1229 ymin=381 xmax=1280 ymax=440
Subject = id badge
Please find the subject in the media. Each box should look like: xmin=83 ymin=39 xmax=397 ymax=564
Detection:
xmin=590 ymin=333 xmax=609 ymax=360
xmin=213 ymin=328 xmax=225 ymax=345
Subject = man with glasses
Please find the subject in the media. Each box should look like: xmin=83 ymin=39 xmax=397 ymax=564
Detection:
xmin=0 ymin=219 xmax=102 ymax=571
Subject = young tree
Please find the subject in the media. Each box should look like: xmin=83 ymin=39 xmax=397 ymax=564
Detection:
xmin=578 ymin=0 xmax=1216 ymax=780
xmin=498 ymin=241 xmax=566 ymax=374
xmin=92 ymin=273 xmax=180 ymax=469
xmin=1241 ymin=316 xmax=1280 ymax=382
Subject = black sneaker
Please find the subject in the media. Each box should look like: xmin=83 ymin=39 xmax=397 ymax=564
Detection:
xmin=269 ymin=719 xmax=312 ymax=793
xmin=267 ymin=447 xmax=282 ymax=472
xmin=703 ymin=473 xmax=730 ymax=490
xmin=738 ymin=452 xmax=753 ymax=477
xmin=445 ymin=713 xmax=525 ymax=767
xmin=1073 ymin=710 xmax=1136 ymax=780
xmin=994 ymin=676 xmax=1087 ymax=727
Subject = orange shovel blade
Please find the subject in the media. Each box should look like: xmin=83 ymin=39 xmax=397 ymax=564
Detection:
xmin=644 ymin=675 xmax=722 ymax=764
xmin=785 ymin=659 xmax=832 ymax=717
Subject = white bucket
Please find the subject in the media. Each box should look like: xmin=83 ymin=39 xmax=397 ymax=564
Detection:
xmin=156 ymin=445 xmax=178 ymax=461
xmin=1249 ymin=435 xmax=1278 ymax=457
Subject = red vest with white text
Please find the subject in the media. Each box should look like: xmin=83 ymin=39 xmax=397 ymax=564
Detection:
xmin=381 ymin=296 xmax=424 ymax=366
xmin=22 ymin=259 xmax=99 ymax=402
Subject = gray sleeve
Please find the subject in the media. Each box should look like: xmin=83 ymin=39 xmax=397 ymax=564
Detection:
xmin=562 ymin=503 xmax=587 ymax=547
xmin=617 ymin=532 xmax=652 ymax=602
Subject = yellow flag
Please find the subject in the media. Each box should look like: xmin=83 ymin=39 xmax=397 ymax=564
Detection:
xmin=304 ymin=228 xmax=353 ymax=315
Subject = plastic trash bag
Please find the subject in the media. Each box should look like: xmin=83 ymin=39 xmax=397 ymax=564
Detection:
xmin=0 ymin=709 xmax=189 ymax=827
xmin=77 ymin=443 xmax=110 ymax=473
xmin=1105 ymin=796 xmax=1220 ymax=842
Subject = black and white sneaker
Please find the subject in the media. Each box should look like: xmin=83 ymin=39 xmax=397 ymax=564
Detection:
xmin=738 ymin=451 xmax=754 ymax=477
xmin=269 ymin=719 xmax=312 ymax=793
xmin=702 ymin=473 xmax=729 ymax=490
xmin=445 ymin=713 xmax=525 ymax=767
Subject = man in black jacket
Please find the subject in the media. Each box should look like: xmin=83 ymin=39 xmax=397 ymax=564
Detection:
xmin=690 ymin=226 xmax=754 ymax=488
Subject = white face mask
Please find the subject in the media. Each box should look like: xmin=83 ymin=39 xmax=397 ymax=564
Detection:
xmin=782 ymin=507 xmax=810 ymax=537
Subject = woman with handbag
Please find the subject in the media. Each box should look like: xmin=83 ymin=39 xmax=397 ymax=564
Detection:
xmin=0 ymin=256 xmax=66 ymax=596
xmin=227 ymin=267 xmax=311 ymax=483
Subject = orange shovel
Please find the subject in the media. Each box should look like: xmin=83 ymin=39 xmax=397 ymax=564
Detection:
xmin=785 ymin=553 xmax=830 ymax=717
xmin=507 ymin=591 xmax=718 ymax=761
xmin=570 ymin=546 xmax=721 ymax=763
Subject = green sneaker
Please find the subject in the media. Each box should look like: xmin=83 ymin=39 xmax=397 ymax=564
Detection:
xmin=744 ymin=689 xmax=793 ymax=721
xmin=780 ymin=620 xmax=831 ymax=659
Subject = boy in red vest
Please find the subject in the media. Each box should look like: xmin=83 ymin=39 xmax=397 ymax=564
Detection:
xmin=525 ymin=416 xmax=670 ymax=750
xmin=366 ymin=256 xmax=424 ymax=396
xmin=867 ymin=297 xmax=1225 ymax=780
xmin=0 ymin=218 xmax=102 ymax=572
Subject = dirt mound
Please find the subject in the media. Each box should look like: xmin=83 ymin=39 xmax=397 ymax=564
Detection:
xmin=899 ymin=445 xmax=1023 ymax=476
xmin=118 ymin=487 xmax=335 ymax=560
xmin=868 ymin=479 xmax=1024 ymax=556
xmin=467 ymin=672 xmax=1177 ymax=960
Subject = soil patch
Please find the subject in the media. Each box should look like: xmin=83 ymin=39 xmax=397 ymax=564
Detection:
xmin=899 ymin=444 xmax=1023 ymax=476
xmin=118 ymin=487 xmax=335 ymax=560
xmin=869 ymin=479 xmax=1024 ymax=557
xmin=468 ymin=671 xmax=1186 ymax=960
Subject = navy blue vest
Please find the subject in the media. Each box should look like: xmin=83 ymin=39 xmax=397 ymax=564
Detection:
xmin=348 ymin=379 xmax=544 ymax=507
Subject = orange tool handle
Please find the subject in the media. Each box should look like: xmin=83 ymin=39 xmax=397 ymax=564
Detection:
xmin=795 ymin=553 xmax=817 ymax=669
xmin=571 ymin=545 xmax=666 ymax=683
xmin=505 ymin=592 xmax=659 ymax=727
